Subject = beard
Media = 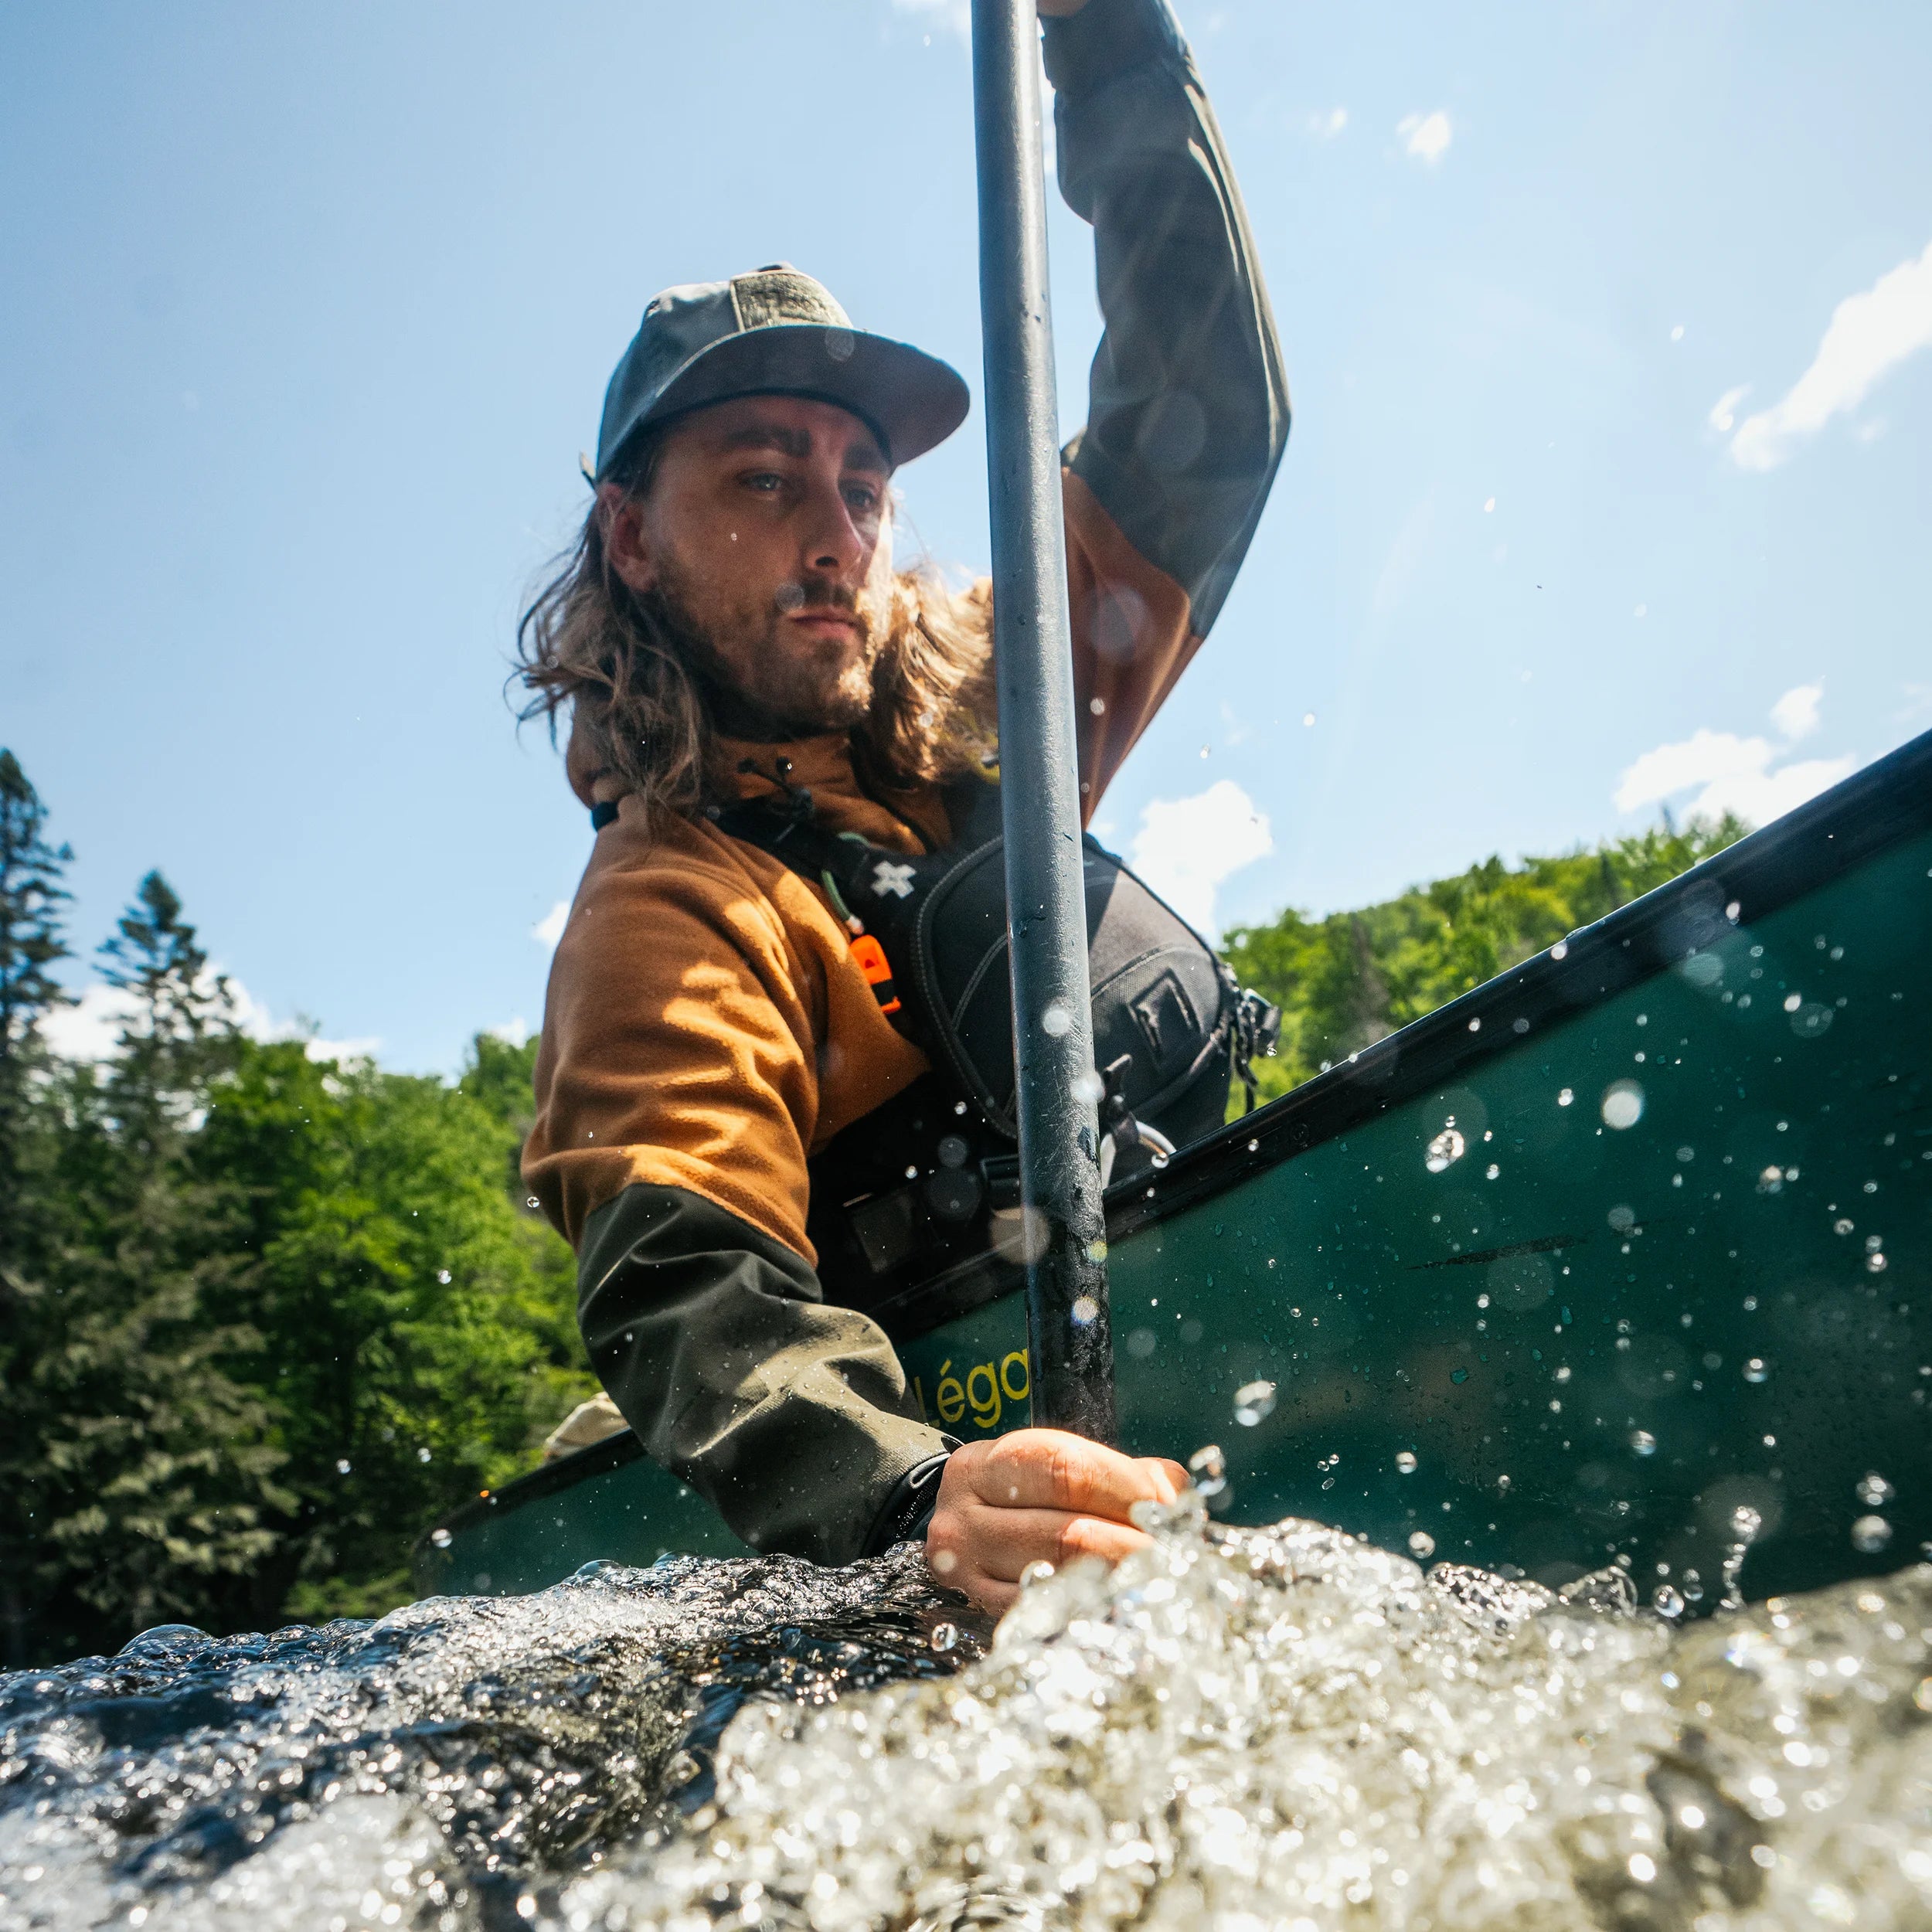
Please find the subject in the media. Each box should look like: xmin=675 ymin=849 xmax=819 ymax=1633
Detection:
xmin=648 ymin=556 xmax=884 ymax=742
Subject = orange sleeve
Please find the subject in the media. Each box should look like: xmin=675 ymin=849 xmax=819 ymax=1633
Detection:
xmin=522 ymin=823 xmax=825 ymax=1260
xmin=1063 ymin=468 xmax=1200 ymax=821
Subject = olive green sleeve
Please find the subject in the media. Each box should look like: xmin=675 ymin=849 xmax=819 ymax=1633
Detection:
xmin=577 ymin=1181 xmax=951 ymax=1566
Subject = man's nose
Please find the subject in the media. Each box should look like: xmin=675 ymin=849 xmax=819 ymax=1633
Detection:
xmin=798 ymin=480 xmax=868 ymax=582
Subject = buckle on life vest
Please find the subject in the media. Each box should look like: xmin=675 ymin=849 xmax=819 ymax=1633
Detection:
xmin=849 ymin=933 xmax=902 ymax=1015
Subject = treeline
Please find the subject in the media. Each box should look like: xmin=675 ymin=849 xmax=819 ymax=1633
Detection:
xmin=1223 ymin=815 xmax=1748 ymax=1103
xmin=0 ymin=752 xmax=596 ymax=1667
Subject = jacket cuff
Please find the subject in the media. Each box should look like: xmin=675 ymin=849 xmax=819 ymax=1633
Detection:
xmin=1041 ymin=0 xmax=1185 ymax=98
xmin=859 ymin=1445 xmax=959 ymax=1557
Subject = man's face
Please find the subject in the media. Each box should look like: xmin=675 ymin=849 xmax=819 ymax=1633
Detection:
xmin=600 ymin=394 xmax=897 ymax=738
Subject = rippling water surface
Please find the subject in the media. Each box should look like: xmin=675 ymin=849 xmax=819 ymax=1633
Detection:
xmin=5 ymin=1497 xmax=1930 ymax=1930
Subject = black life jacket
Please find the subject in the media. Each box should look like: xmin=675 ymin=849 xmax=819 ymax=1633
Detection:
xmin=708 ymin=768 xmax=1279 ymax=1318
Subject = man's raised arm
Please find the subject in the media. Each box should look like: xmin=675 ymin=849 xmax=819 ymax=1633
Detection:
xmin=1042 ymin=0 xmax=1290 ymax=811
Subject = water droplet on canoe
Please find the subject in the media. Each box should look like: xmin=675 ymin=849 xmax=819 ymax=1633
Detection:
xmin=1395 ymin=1451 xmax=1417 ymax=1474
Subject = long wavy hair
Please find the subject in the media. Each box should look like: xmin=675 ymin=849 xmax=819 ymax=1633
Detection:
xmin=515 ymin=436 xmax=996 ymax=825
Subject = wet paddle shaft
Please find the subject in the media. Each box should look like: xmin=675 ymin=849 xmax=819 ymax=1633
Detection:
xmin=970 ymin=0 xmax=1117 ymax=1441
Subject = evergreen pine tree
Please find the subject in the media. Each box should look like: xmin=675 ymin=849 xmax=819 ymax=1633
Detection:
xmin=0 ymin=750 xmax=73 ymax=1665
xmin=31 ymin=872 xmax=288 ymax=1653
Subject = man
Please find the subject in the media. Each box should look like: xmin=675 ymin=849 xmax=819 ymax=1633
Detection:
xmin=519 ymin=0 xmax=1286 ymax=1614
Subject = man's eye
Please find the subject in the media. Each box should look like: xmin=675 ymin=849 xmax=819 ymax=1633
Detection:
xmin=843 ymin=486 xmax=880 ymax=513
xmin=743 ymin=471 xmax=784 ymax=492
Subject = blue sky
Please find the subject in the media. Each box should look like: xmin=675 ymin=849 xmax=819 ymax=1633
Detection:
xmin=4 ymin=2 xmax=1927 ymax=1071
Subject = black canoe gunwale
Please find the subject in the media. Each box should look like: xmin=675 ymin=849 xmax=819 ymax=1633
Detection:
xmin=434 ymin=726 xmax=1932 ymax=1550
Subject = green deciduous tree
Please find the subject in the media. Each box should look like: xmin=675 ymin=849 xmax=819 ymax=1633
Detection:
xmin=1225 ymin=816 xmax=1749 ymax=1102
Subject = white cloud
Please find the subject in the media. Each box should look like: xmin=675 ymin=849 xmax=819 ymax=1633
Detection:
xmin=38 ymin=974 xmax=379 ymax=1066
xmin=489 ymin=1018 xmax=531 ymax=1048
xmin=1769 ymin=681 xmax=1822 ymax=743
xmin=1308 ymin=107 xmax=1349 ymax=140
xmin=1707 ymin=384 xmax=1750 ymax=435
xmin=1396 ymin=111 xmax=1452 ymax=164
xmin=1129 ymin=781 xmax=1272 ymax=937
xmin=1613 ymin=686 xmax=1855 ymax=830
xmin=532 ymin=900 xmax=570 ymax=948
xmin=1723 ymin=238 xmax=1932 ymax=471
xmin=39 ymin=982 xmax=141 ymax=1064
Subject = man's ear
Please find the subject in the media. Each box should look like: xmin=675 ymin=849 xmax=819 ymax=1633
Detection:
xmin=597 ymin=482 xmax=657 ymax=596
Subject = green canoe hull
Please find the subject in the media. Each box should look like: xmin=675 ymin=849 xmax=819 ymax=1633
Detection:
xmin=420 ymin=732 xmax=1932 ymax=1607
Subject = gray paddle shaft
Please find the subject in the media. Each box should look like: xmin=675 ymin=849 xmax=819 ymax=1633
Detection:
xmin=970 ymin=0 xmax=1117 ymax=1444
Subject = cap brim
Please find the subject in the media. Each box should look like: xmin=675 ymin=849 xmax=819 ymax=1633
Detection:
xmin=624 ymin=325 xmax=970 ymax=472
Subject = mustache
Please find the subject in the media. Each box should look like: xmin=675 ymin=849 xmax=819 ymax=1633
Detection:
xmin=774 ymin=577 xmax=867 ymax=626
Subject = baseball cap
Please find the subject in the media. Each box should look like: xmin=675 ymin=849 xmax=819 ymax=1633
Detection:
xmin=594 ymin=264 xmax=971 ymax=481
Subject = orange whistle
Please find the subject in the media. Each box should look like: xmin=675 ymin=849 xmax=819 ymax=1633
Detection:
xmin=850 ymin=934 xmax=902 ymax=1015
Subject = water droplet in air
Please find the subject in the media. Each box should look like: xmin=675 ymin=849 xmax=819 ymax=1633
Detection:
xmin=1852 ymin=1516 xmax=1893 ymax=1554
xmin=1302 ymin=711 xmax=1315 ymax=726
xmin=335 ymin=1458 xmax=352 ymax=1475
xmin=1247 ymin=1138 xmax=1259 ymax=1153
xmin=417 ymin=1446 xmax=432 ymax=1463
xmin=526 ymin=1196 xmax=541 ymax=1209
xmin=1150 ymin=1149 xmax=1169 ymax=1169
xmin=1425 ymin=1127 xmax=1464 ymax=1173
xmin=1188 ymin=1444 xmax=1227 ymax=1498
xmin=1857 ymin=1472 xmax=1894 ymax=1507
xmin=1019 ymin=1560 xmax=1056 ymax=1587
xmin=1600 ymin=1080 xmax=1644 ymax=1130
xmin=1631 ymin=1430 xmax=1657 ymax=1457
xmin=1557 ymin=1087 xmax=1574 ymax=1107
xmin=1233 ymin=1380 xmax=1276 ymax=1426
xmin=1408 ymin=1531 xmax=1435 ymax=1559
xmin=1395 ymin=1451 xmax=1418 ymax=1474
xmin=1070 ymin=1294 xmax=1099 ymax=1325
xmin=430 ymin=1526 xmax=452 ymax=1548
xmin=1743 ymin=1358 xmax=1769 ymax=1383
xmin=1551 ymin=941 xmax=1568 ymax=961
xmin=930 ymin=1622 xmax=958 ymax=1653
xmin=1652 ymin=1584 xmax=1685 ymax=1617
xmin=1073 ymin=1068 xmax=1104 ymax=1104
xmin=1040 ymin=1002 xmax=1072 ymax=1037
xmin=1867 ymin=1251 xmax=1889 ymax=1274
xmin=1834 ymin=1217 xmax=1855 ymax=1236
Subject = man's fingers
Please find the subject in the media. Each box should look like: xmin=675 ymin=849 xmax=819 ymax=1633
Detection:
xmin=955 ymin=1504 xmax=1151 ymax=1583
xmin=1141 ymin=1457 xmax=1189 ymax=1504
xmin=961 ymin=1429 xmax=1175 ymax=1520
